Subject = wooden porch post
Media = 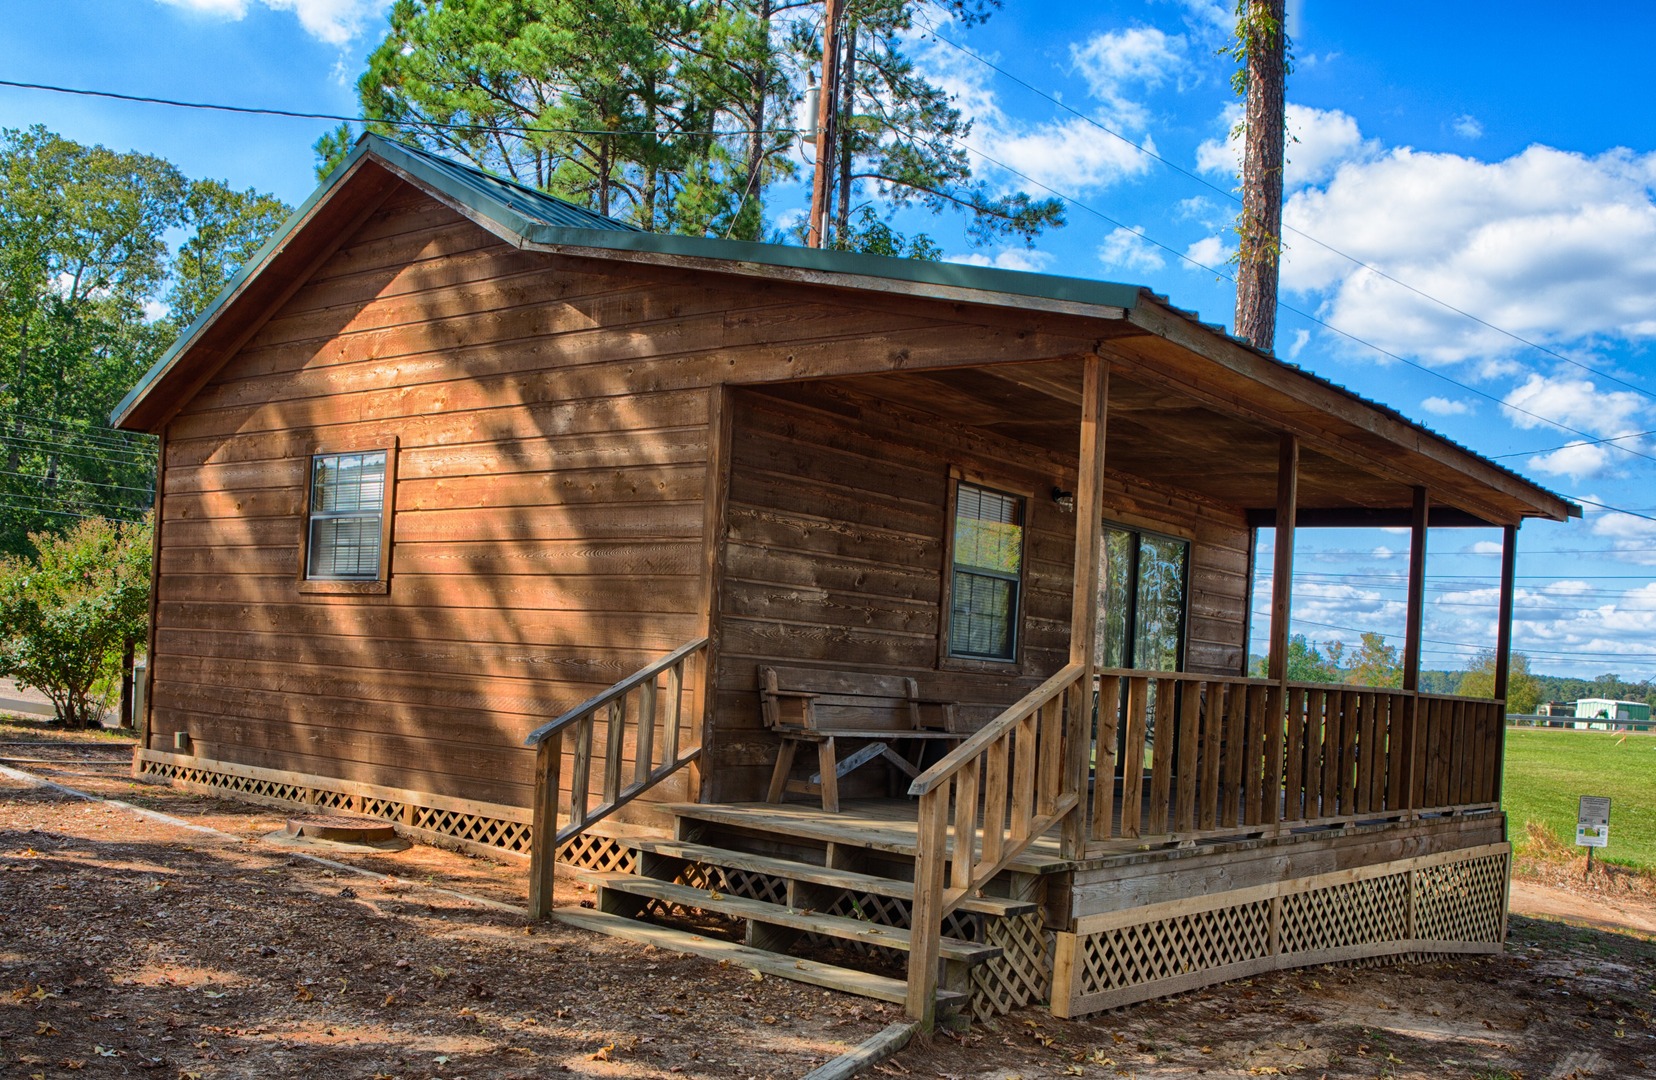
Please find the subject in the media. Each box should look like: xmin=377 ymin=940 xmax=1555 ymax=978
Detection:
xmin=1492 ymin=523 xmax=1518 ymax=803
xmin=691 ymin=385 xmax=733 ymax=803
xmin=1402 ymin=487 xmax=1428 ymax=817
xmin=1265 ymin=435 xmax=1297 ymax=827
xmin=1402 ymin=487 xmax=1429 ymax=693
xmin=1266 ymin=435 xmax=1298 ymax=682
xmin=1062 ymin=357 xmax=1109 ymax=858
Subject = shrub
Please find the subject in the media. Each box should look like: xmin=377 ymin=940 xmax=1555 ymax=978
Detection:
xmin=0 ymin=514 xmax=151 ymax=728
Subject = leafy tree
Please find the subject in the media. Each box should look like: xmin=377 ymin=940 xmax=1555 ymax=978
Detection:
xmin=0 ymin=514 xmax=152 ymax=728
xmin=1456 ymin=650 xmax=1541 ymax=714
xmin=341 ymin=0 xmax=1062 ymax=249
xmin=0 ymin=126 xmax=288 ymax=553
xmin=1343 ymin=631 xmax=1401 ymax=689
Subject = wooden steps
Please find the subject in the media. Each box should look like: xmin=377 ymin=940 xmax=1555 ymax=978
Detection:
xmin=627 ymin=838 xmax=1036 ymax=918
xmin=553 ymin=819 xmax=1034 ymax=1017
xmin=591 ymin=872 xmax=1001 ymax=964
xmin=665 ymin=800 xmax=1071 ymax=873
xmin=555 ymin=908 xmax=964 ymax=1007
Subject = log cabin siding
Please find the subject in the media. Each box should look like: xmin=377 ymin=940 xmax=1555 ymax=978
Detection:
xmin=147 ymin=178 xmax=1247 ymax=812
xmin=706 ymin=383 xmax=1252 ymax=802
xmin=148 ymin=182 xmax=1097 ymax=810
xmin=150 ymin=184 xmax=715 ymax=807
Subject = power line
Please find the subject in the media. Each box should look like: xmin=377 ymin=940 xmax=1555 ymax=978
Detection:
xmin=921 ymin=128 xmax=1656 ymax=467
xmin=913 ymin=18 xmax=1656 ymax=410
xmin=0 ymin=77 xmax=773 ymax=140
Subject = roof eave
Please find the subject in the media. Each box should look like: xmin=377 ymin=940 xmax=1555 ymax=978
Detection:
xmin=111 ymin=142 xmax=389 ymax=432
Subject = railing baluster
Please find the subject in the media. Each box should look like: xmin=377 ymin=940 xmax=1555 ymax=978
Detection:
xmin=604 ymin=697 xmax=625 ymax=805
xmin=1282 ymin=686 xmax=1304 ymax=822
xmin=1243 ymin=683 xmax=1266 ymax=826
xmin=981 ymin=738 xmax=1009 ymax=866
xmin=1221 ymin=680 xmax=1246 ymax=828
xmin=951 ymin=756 xmax=981 ymax=892
xmin=1263 ymin=683 xmax=1285 ymax=825
xmin=634 ymin=677 xmax=657 ymax=788
xmin=1037 ymin=698 xmax=1064 ymax=817
xmin=570 ymin=713 xmax=594 ymax=829
xmin=1199 ymin=682 xmax=1224 ymax=831
xmin=1120 ymin=677 xmax=1148 ymax=838
xmin=1010 ymin=712 xmax=1039 ymax=843
xmin=661 ymin=659 xmax=684 ymax=775
xmin=1091 ymin=675 xmax=1122 ymax=841
xmin=1148 ymin=680 xmax=1175 ymax=834
xmin=1175 ymin=680 xmax=1202 ymax=833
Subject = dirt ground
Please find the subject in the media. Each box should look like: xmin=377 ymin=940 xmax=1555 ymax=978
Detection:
xmin=1 ymin=720 xmax=1652 ymax=1080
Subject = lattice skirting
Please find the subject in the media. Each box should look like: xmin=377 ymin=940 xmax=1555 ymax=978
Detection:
xmin=1052 ymin=843 xmax=1509 ymax=1018
xmin=133 ymin=749 xmax=638 ymax=871
xmin=625 ymin=854 xmax=1052 ymax=1022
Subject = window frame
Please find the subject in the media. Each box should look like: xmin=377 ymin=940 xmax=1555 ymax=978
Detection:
xmin=1099 ymin=519 xmax=1192 ymax=673
xmin=938 ymin=468 xmax=1033 ymax=672
xmin=296 ymin=437 xmax=398 ymax=595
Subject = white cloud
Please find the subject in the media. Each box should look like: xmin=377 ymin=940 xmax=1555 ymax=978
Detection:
xmin=1280 ymin=142 xmax=1656 ymax=365
xmin=1370 ymin=546 xmax=1396 ymax=560
xmin=1526 ymin=441 xmax=1613 ymax=481
xmin=948 ymin=248 xmax=1056 ymax=273
xmin=1173 ymin=0 xmax=1233 ymax=37
xmin=157 ymin=0 xmax=387 ymax=44
xmin=1502 ymin=374 xmax=1645 ymax=436
xmin=1465 ymin=540 xmax=1504 ymax=555
xmin=1421 ymin=396 xmax=1474 ymax=416
xmin=911 ymin=22 xmax=1160 ymax=196
xmin=1097 ymin=227 xmax=1166 ymax=274
xmin=1590 ymin=511 xmax=1656 ymax=565
xmin=1197 ymin=103 xmax=1378 ymax=190
xmin=1184 ymin=234 xmax=1234 ymax=269
xmin=1070 ymin=28 xmax=1187 ymax=129
xmin=1452 ymin=114 xmax=1484 ymax=140
xmin=1285 ymin=328 xmax=1311 ymax=358
xmin=982 ymin=119 xmax=1158 ymax=194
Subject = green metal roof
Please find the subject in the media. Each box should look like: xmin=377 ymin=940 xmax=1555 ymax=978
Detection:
xmin=111 ymin=134 xmax=1146 ymax=429
xmin=102 ymin=135 xmax=1578 ymax=523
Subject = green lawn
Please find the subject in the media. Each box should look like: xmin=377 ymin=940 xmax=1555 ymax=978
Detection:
xmin=1503 ymin=727 xmax=1656 ymax=869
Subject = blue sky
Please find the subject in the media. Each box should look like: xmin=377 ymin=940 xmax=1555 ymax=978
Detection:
xmin=4 ymin=0 xmax=1655 ymax=681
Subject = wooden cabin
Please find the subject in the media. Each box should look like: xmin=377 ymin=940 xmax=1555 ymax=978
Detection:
xmin=114 ymin=135 xmax=1577 ymax=1026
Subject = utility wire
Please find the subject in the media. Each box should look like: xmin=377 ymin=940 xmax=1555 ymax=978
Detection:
xmin=912 ymin=18 xmax=1656 ymax=408
xmin=9 ymin=75 xmax=1653 ymax=468
xmin=0 ymin=77 xmax=774 ymax=140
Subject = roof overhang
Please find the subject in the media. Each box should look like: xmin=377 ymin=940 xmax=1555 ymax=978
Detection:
xmin=113 ymin=134 xmax=1579 ymax=528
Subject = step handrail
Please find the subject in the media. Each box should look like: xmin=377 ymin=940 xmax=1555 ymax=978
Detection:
xmin=905 ymin=661 xmax=1087 ymax=1027
xmin=525 ymin=636 xmax=709 ymax=918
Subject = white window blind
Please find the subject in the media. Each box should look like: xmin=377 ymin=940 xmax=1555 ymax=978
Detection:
xmin=307 ymin=451 xmax=386 ymax=580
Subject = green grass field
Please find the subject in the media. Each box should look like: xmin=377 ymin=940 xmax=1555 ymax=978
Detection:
xmin=1503 ymin=727 xmax=1656 ymax=869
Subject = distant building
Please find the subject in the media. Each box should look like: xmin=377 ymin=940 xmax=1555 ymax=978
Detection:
xmin=1537 ymin=701 xmax=1572 ymax=716
xmin=1573 ymin=698 xmax=1652 ymax=730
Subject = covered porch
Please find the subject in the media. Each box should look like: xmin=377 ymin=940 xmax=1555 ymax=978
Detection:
xmin=522 ymin=335 xmax=1569 ymax=1024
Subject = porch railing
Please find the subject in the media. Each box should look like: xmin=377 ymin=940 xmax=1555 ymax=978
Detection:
xmin=1085 ymin=670 xmax=1504 ymax=844
xmin=904 ymin=661 xmax=1088 ymax=1026
xmin=524 ymin=636 xmax=707 ymax=918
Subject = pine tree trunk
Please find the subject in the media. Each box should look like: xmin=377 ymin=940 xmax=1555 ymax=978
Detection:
xmin=834 ymin=23 xmax=857 ymax=245
xmin=1234 ymin=0 xmax=1287 ymax=352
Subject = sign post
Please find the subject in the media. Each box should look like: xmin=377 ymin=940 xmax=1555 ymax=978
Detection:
xmin=1575 ymin=795 xmax=1611 ymax=878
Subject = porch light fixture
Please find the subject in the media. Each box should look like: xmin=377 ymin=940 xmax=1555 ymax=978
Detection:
xmin=1051 ymin=487 xmax=1076 ymax=513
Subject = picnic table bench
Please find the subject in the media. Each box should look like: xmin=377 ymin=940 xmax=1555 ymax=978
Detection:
xmin=759 ymin=665 xmax=966 ymax=812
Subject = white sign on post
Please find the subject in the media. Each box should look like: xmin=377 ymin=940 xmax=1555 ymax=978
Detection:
xmin=1576 ymin=795 xmax=1611 ymax=849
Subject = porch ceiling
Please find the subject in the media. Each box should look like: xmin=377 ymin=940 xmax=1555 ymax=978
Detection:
xmin=827 ymin=360 xmax=1519 ymax=526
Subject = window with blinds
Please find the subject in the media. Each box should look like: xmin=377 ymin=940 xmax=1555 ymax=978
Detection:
xmin=948 ymin=481 xmax=1026 ymax=662
xmin=306 ymin=451 xmax=387 ymax=580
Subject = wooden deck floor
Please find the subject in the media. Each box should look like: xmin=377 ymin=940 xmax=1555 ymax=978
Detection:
xmin=664 ymin=794 xmax=1472 ymax=875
